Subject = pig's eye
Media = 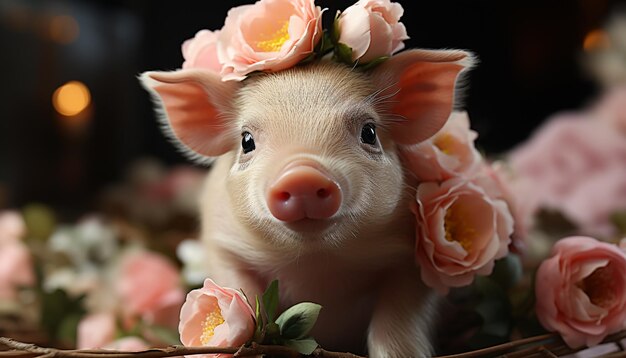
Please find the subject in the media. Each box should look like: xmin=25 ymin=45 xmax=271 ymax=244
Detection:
xmin=360 ymin=123 xmax=377 ymax=145
xmin=241 ymin=131 xmax=256 ymax=153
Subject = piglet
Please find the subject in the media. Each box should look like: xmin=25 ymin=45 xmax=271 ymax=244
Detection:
xmin=141 ymin=49 xmax=473 ymax=357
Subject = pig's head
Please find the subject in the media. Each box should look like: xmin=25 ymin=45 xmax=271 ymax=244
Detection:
xmin=141 ymin=49 xmax=473 ymax=253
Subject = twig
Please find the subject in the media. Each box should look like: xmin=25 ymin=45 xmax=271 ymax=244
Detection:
xmin=434 ymin=333 xmax=558 ymax=358
xmin=0 ymin=338 xmax=365 ymax=358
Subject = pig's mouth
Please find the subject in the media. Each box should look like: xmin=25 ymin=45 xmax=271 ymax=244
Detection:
xmin=283 ymin=217 xmax=340 ymax=234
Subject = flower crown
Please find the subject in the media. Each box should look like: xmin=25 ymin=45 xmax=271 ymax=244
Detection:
xmin=181 ymin=0 xmax=408 ymax=81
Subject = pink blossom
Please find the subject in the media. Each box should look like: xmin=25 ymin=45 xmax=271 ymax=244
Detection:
xmin=77 ymin=312 xmax=117 ymax=349
xmin=217 ymin=0 xmax=323 ymax=81
xmin=116 ymin=251 xmax=184 ymax=326
xmin=535 ymin=236 xmax=626 ymax=348
xmin=337 ymin=0 xmax=408 ymax=63
xmin=182 ymin=30 xmax=221 ymax=72
xmin=179 ymin=279 xmax=255 ymax=351
xmin=509 ymin=114 xmax=626 ymax=212
xmin=401 ymin=112 xmax=482 ymax=182
xmin=413 ymin=178 xmax=513 ymax=295
xmin=0 ymin=211 xmax=26 ymax=244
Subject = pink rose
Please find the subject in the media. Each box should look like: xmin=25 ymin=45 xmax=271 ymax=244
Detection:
xmin=509 ymin=114 xmax=626 ymax=210
xmin=413 ymin=178 xmax=513 ymax=295
xmin=217 ymin=0 xmax=323 ymax=81
xmin=337 ymin=0 xmax=408 ymax=63
xmin=182 ymin=30 xmax=221 ymax=72
xmin=179 ymin=279 xmax=255 ymax=350
xmin=401 ymin=112 xmax=482 ymax=182
xmin=535 ymin=236 xmax=626 ymax=348
xmin=77 ymin=312 xmax=117 ymax=349
xmin=116 ymin=251 xmax=184 ymax=325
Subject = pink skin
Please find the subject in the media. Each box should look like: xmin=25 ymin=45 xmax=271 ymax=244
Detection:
xmin=266 ymin=162 xmax=342 ymax=222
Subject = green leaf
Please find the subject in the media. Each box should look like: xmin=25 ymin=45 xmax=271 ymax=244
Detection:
xmin=254 ymin=295 xmax=264 ymax=341
xmin=284 ymin=338 xmax=319 ymax=355
xmin=359 ymin=56 xmax=389 ymax=71
xmin=275 ymin=302 xmax=322 ymax=340
xmin=334 ymin=43 xmax=354 ymax=65
xmin=332 ymin=11 xmax=341 ymax=44
xmin=262 ymin=280 xmax=280 ymax=323
xmin=611 ymin=210 xmax=626 ymax=236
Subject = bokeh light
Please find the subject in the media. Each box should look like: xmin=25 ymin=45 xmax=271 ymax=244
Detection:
xmin=48 ymin=15 xmax=79 ymax=44
xmin=52 ymin=81 xmax=91 ymax=117
xmin=583 ymin=29 xmax=611 ymax=52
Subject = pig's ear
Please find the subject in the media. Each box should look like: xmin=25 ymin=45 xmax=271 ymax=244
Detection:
xmin=371 ymin=49 xmax=475 ymax=145
xmin=140 ymin=69 xmax=240 ymax=163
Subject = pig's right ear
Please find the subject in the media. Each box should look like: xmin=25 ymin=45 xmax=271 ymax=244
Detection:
xmin=140 ymin=69 xmax=240 ymax=163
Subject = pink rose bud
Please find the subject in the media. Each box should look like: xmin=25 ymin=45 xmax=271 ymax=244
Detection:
xmin=0 ymin=211 xmax=26 ymax=244
xmin=0 ymin=211 xmax=34 ymax=300
xmin=217 ymin=0 xmax=323 ymax=81
xmin=116 ymin=251 xmax=184 ymax=323
xmin=179 ymin=279 xmax=255 ymax=350
xmin=401 ymin=112 xmax=482 ymax=182
xmin=535 ymin=236 xmax=626 ymax=348
xmin=413 ymin=178 xmax=513 ymax=295
xmin=337 ymin=0 xmax=409 ymax=63
xmin=182 ymin=30 xmax=221 ymax=72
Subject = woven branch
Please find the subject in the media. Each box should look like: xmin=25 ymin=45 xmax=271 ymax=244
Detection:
xmin=3 ymin=331 xmax=626 ymax=358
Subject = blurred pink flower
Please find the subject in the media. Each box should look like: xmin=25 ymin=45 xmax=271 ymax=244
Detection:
xmin=116 ymin=251 xmax=184 ymax=326
xmin=77 ymin=312 xmax=117 ymax=349
xmin=561 ymin=166 xmax=626 ymax=237
xmin=179 ymin=279 xmax=255 ymax=351
xmin=413 ymin=178 xmax=513 ymax=295
xmin=535 ymin=236 xmax=626 ymax=348
xmin=217 ymin=0 xmax=323 ymax=81
xmin=0 ymin=211 xmax=34 ymax=300
xmin=0 ymin=211 xmax=26 ymax=244
xmin=182 ymin=30 xmax=221 ymax=72
xmin=401 ymin=112 xmax=482 ymax=182
xmin=103 ymin=337 xmax=150 ymax=351
xmin=337 ymin=0 xmax=408 ymax=63
xmin=509 ymin=114 xmax=626 ymax=232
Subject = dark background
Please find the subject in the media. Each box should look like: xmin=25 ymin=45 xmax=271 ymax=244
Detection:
xmin=0 ymin=0 xmax=623 ymax=217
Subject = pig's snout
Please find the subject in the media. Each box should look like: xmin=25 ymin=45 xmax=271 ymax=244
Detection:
xmin=266 ymin=164 xmax=342 ymax=222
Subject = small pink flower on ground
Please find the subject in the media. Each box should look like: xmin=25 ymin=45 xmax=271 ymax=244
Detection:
xmin=535 ymin=236 xmax=626 ymax=348
xmin=401 ymin=112 xmax=482 ymax=182
xmin=179 ymin=279 xmax=255 ymax=351
xmin=337 ymin=0 xmax=408 ymax=63
xmin=182 ymin=30 xmax=221 ymax=72
xmin=116 ymin=250 xmax=184 ymax=326
xmin=103 ymin=337 xmax=150 ymax=351
xmin=217 ymin=0 xmax=323 ymax=81
xmin=76 ymin=312 xmax=117 ymax=349
xmin=413 ymin=178 xmax=513 ymax=295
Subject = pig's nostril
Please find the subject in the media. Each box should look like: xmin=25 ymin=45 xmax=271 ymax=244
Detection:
xmin=278 ymin=192 xmax=291 ymax=201
xmin=317 ymin=188 xmax=330 ymax=199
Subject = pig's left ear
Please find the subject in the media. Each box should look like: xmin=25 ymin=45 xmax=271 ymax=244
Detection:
xmin=140 ymin=69 xmax=240 ymax=164
xmin=371 ymin=49 xmax=475 ymax=145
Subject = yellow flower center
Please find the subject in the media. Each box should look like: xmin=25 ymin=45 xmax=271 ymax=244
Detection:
xmin=444 ymin=202 xmax=477 ymax=252
xmin=577 ymin=265 xmax=617 ymax=309
xmin=200 ymin=309 xmax=225 ymax=345
xmin=256 ymin=21 xmax=290 ymax=52
xmin=434 ymin=133 xmax=456 ymax=155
